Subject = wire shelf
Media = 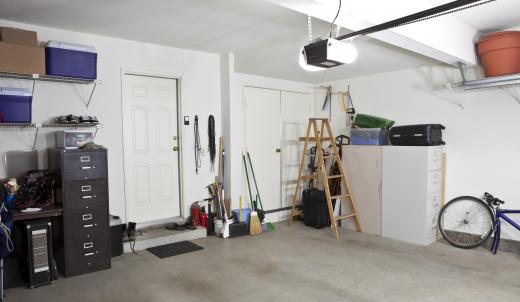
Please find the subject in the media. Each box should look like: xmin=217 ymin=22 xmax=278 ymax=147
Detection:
xmin=0 ymin=71 xmax=100 ymax=85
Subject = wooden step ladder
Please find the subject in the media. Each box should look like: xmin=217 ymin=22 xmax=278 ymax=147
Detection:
xmin=289 ymin=118 xmax=362 ymax=239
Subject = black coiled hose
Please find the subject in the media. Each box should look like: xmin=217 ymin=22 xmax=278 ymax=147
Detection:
xmin=208 ymin=115 xmax=216 ymax=172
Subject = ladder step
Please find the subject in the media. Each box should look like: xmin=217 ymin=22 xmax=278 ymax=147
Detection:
xmin=335 ymin=213 xmax=357 ymax=220
xmin=299 ymin=137 xmax=333 ymax=142
xmin=291 ymin=210 xmax=303 ymax=217
xmin=328 ymin=175 xmax=343 ymax=179
xmin=300 ymin=175 xmax=317 ymax=180
xmin=321 ymin=155 xmax=340 ymax=159
xmin=331 ymin=194 xmax=350 ymax=199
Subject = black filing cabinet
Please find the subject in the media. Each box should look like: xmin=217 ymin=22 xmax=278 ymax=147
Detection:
xmin=48 ymin=148 xmax=110 ymax=277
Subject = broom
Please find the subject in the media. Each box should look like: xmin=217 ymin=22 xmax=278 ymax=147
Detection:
xmin=247 ymin=152 xmax=275 ymax=231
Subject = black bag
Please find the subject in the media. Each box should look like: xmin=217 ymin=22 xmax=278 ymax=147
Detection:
xmin=389 ymin=124 xmax=445 ymax=146
xmin=302 ymin=188 xmax=330 ymax=229
xmin=14 ymin=170 xmax=56 ymax=210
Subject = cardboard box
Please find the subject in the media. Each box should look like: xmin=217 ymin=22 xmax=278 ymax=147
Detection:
xmin=0 ymin=27 xmax=38 ymax=46
xmin=0 ymin=42 xmax=45 ymax=75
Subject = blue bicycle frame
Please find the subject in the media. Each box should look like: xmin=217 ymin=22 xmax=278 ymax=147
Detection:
xmin=491 ymin=209 xmax=520 ymax=254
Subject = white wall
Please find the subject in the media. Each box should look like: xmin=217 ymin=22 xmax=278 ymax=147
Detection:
xmin=0 ymin=19 xmax=221 ymax=222
xmin=315 ymin=65 xmax=520 ymax=240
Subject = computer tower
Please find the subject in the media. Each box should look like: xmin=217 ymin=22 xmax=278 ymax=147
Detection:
xmin=22 ymin=219 xmax=55 ymax=288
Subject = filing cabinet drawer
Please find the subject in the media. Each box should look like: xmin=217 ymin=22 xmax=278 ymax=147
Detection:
xmin=425 ymin=214 xmax=439 ymax=241
xmin=427 ymin=147 xmax=442 ymax=171
xmin=65 ymin=207 xmax=108 ymax=240
xmin=427 ymin=192 xmax=441 ymax=216
xmin=63 ymin=150 xmax=107 ymax=181
xmin=65 ymin=235 xmax=110 ymax=277
xmin=63 ymin=180 xmax=108 ymax=210
xmin=427 ymin=170 xmax=442 ymax=193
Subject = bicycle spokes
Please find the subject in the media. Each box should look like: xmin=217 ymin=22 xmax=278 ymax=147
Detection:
xmin=439 ymin=196 xmax=494 ymax=249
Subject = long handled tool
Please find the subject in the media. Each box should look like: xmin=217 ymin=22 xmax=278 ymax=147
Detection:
xmin=247 ymin=152 xmax=274 ymax=231
xmin=243 ymin=153 xmax=262 ymax=235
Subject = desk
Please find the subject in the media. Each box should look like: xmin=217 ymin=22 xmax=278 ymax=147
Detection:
xmin=10 ymin=205 xmax=63 ymax=221
xmin=2 ymin=204 xmax=62 ymax=298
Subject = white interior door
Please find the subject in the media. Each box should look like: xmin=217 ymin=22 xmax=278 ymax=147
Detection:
xmin=122 ymin=74 xmax=180 ymax=224
xmin=280 ymin=91 xmax=313 ymax=220
xmin=244 ymin=87 xmax=281 ymax=219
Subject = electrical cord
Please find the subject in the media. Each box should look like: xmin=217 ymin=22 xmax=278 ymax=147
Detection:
xmin=1 ymin=203 xmax=13 ymax=254
xmin=194 ymin=115 xmax=201 ymax=174
xmin=208 ymin=115 xmax=216 ymax=172
xmin=328 ymin=0 xmax=342 ymax=38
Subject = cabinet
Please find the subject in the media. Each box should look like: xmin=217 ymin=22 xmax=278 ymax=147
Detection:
xmin=382 ymin=146 xmax=443 ymax=246
xmin=341 ymin=145 xmax=443 ymax=245
xmin=48 ymin=148 xmax=110 ymax=277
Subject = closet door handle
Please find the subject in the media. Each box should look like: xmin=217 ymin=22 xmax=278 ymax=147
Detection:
xmin=276 ymin=148 xmax=281 ymax=153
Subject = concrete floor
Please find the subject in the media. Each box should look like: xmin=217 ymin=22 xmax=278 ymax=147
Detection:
xmin=7 ymin=222 xmax=520 ymax=302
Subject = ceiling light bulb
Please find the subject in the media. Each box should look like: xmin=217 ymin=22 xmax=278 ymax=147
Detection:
xmin=298 ymin=47 xmax=325 ymax=72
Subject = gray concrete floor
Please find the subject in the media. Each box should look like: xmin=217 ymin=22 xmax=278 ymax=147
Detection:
xmin=7 ymin=222 xmax=520 ymax=302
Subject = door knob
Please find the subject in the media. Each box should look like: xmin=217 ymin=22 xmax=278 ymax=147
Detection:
xmin=173 ymin=146 xmax=179 ymax=152
xmin=276 ymin=148 xmax=281 ymax=153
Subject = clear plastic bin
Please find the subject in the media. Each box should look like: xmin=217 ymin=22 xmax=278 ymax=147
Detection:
xmin=351 ymin=128 xmax=388 ymax=145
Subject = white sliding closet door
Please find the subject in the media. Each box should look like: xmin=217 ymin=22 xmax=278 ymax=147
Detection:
xmin=244 ymin=87 xmax=281 ymax=217
xmin=244 ymin=87 xmax=312 ymax=222
xmin=280 ymin=91 xmax=313 ymax=220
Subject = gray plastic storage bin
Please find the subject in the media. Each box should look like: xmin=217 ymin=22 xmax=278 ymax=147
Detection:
xmin=351 ymin=128 xmax=388 ymax=145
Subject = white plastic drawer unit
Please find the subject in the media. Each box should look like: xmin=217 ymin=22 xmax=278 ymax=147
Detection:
xmin=427 ymin=192 xmax=441 ymax=216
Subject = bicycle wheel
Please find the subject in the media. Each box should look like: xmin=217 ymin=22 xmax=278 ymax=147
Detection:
xmin=438 ymin=196 xmax=495 ymax=249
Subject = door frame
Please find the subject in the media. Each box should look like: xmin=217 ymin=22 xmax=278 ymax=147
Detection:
xmin=120 ymin=69 xmax=185 ymax=226
xmin=242 ymin=85 xmax=311 ymax=219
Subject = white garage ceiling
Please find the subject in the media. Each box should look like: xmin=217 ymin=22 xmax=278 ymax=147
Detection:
xmin=0 ymin=0 xmax=518 ymax=83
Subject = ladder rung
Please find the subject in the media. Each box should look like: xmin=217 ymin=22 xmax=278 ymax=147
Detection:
xmin=299 ymin=137 xmax=333 ymax=142
xmin=291 ymin=210 xmax=303 ymax=216
xmin=321 ymin=155 xmax=340 ymax=159
xmin=335 ymin=213 xmax=357 ymax=220
xmin=300 ymin=175 xmax=317 ymax=180
xmin=309 ymin=118 xmax=329 ymax=121
xmin=331 ymin=194 xmax=350 ymax=199
xmin=328 ymin=175 xmax=343 ymax=179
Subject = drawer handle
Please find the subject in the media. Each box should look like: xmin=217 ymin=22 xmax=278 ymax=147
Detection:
xmin=83 ymin=224 xmax=94 ymax=228
xmin=84 ymin=242 xmax=93 ymax=249
xmin=80 ymin=156 xmax=91 ymax=163
xmin=82 ymin=195 xmax=95 ymax=199
xmin=81 ymin=185 xmax=92 ymax=192
xmin=81 ymin=166 xmax=95 ymax=170
xmin=84 ymin=252 xmax=95 ymax=257
xmin=82 ymin=214 xmax=93 ymax=221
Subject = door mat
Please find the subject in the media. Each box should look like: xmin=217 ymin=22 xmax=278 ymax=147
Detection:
xmin=147 ymin=241 xmax=203 ymax=259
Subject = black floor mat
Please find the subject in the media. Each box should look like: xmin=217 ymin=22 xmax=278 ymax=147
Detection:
xmin=147 ymin=241 xmax=203 ymax=259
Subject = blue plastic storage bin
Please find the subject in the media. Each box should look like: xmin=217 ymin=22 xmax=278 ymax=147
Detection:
xmin=0 ymin=87 xmax=32 ymax=123
xmin=232 ymin=208 xmax=251 ymax=228
xmin=45 ymin=41 xmax=97 ymax=79
xmin=351 ymin=128 xmax=388 ymax=145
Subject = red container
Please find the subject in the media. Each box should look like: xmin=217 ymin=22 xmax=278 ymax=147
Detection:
xmin=477 ymin=31 xmax=520 ymax=77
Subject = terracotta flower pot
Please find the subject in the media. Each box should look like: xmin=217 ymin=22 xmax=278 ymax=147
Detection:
xmin=477 ymin=31 xmax=520 ymax=77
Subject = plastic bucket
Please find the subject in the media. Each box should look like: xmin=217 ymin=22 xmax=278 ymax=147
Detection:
xmin=232 ymin=208 xmax=251 ymax=227
xmin=477 ymin=31 xmax=520 ymax=77
xmin=214 ymin=219 xmax=223 ymax=235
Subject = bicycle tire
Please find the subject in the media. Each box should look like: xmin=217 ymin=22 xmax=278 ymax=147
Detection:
xmin=438 ymin=196 xmax=495 ymax=249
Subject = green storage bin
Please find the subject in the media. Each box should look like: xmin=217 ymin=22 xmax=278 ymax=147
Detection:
xmin=354 ymin=114 xmax=395 ymax=129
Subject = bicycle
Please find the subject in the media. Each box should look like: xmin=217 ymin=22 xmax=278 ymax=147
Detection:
xmin=438 ymin=192 xmax=520 ymax=254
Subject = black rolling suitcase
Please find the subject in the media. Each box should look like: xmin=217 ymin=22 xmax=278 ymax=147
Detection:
xmin=302 ymin=188 xmax=330 ymax=229
xmin=389 ymin=124 xmax=445 ymax=146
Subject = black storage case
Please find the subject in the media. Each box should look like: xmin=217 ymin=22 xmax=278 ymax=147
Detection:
xmin=389 ymin=124 xmax=445 ymax=146
xmin=302 ymin=188 xmax=331 ymax=229
xmin=20 ymin=219 xmax=55 ymax=288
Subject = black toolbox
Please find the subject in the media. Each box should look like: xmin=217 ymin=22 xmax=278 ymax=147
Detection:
xmin=389 ymin=124 xmax=445 ymax=146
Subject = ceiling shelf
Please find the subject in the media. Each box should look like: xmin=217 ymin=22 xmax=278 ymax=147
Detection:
xmin=463 ymin=73 xmax=520 ymax=90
